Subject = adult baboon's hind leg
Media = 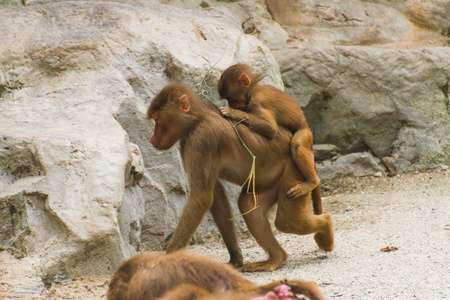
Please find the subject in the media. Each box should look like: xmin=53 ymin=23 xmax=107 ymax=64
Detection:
xmin=238 ymin=186 xmax=287 ymax=272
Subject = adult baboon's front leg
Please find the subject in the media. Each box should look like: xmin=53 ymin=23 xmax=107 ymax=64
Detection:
xmin=211 ymin=182 xmax=243 ymax=268
xmin=166 ymin=190 xmax=214 ymax=253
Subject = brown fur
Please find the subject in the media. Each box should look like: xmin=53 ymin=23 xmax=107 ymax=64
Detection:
xmin=107 ymin=251 xmax=326 ymax=300
xmin=218 ymin=64 xmax=323 ymax=215
xmin=146 ymin=84 xmax=334 ymax=271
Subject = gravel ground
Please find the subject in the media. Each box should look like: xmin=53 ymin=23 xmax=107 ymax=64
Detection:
xmin=1 ymin=168 xmax=449 ymax=299
xmin=192 ymin=168 xmax=450 ymax=300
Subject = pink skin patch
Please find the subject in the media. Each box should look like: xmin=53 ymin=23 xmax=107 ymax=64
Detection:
xmin=253 ymin=284 xmax=297 ymax=300
xmin=311 ymin=153 xmax=316 ymax=168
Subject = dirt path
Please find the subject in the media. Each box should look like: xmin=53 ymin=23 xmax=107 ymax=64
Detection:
xmin=1 ymin=168 xmax=449 ymax=299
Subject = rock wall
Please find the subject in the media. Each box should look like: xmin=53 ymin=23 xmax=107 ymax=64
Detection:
xmin=0 ymin=0 xmax=449 ymax=294
xmin=0 ymin=0 xmax=281 ymax=291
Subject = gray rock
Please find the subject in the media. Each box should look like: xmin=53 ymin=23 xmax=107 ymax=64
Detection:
xmin=317 ymin=152 xmax=386 ymax=179
xmin=313 ymin=144 xmax=339 ymax=161
xmin=381 ymin=156 xmax=413 ymax=173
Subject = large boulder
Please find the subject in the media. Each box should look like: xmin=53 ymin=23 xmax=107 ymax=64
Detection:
xmin=276 ymin=46 xmax=450 ymax=173
xmin=0 ymin=0 xmax=282 ymax=290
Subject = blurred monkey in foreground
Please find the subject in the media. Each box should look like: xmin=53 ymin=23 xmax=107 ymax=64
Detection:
xmin=107 ymin=251 xmax=325 ymax=300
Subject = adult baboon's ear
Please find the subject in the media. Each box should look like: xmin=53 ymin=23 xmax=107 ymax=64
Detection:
xmin=179 ymin=94 xmax=190 ymax=112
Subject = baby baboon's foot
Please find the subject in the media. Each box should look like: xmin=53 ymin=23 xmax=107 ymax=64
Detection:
xmin=314 ymin=212 xmax=335 ymax=252
xmin=286 ymin=182 xmax=315 ymax=199
xmin=314 ymin=232 xmax=334 ymax=252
